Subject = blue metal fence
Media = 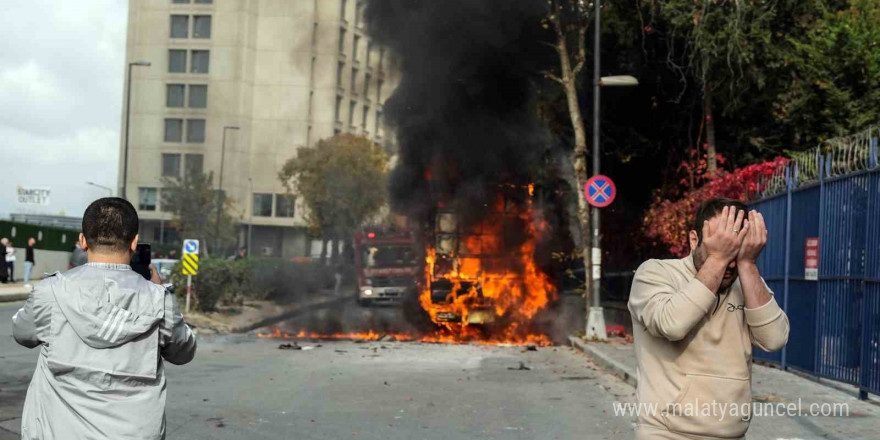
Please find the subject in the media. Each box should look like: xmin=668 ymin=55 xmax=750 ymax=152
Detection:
xmin=748 ymin=128 xmax=880 ymax=399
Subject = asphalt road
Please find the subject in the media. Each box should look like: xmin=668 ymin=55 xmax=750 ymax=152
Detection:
xmin=1 ymin=297 xmax=638 ymax=440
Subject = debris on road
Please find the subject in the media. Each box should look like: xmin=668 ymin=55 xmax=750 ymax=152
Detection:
xmin=278 ymin=342 xmax=301 ymax=350
xmin=508 ymin=362 xmax=531 ymax=371
xmin=526 ymin=345 xmax=537 ymax=351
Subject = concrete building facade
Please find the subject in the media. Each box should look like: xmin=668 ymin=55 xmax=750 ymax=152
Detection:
xmin=119 ymin=0 xmax=397 ymax=258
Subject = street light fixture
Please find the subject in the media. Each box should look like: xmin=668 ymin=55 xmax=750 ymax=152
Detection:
xmin=586 ymin=0 xmax=639 ymax=341
xmin=86 ymin=181 xmax=113 ymax=197
xmin=121 ymin=60 xmax=151 ymax=201
xmin=215 ymin=126 xmax=240 ymax=255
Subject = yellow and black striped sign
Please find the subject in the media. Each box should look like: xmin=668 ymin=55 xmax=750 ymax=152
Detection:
xmin=182 ymin=253 xmax=199 ymax=275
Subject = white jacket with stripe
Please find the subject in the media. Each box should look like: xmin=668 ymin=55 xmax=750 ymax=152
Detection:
xmin=12 ymin=262 xmax=196 ymax=440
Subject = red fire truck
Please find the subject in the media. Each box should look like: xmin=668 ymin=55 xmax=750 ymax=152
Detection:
xmin=353 ymin=229 xmax=419 ymax=306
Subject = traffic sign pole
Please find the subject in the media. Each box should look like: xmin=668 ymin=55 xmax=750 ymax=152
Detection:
xmin=186 ymin=275 xmax=192 ymax=313
xmin=181 ymin=239 xmax=199 ymax=313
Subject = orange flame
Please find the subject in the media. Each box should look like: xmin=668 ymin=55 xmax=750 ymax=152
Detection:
xmin=419 ymin=189 xmax=557 ymax=345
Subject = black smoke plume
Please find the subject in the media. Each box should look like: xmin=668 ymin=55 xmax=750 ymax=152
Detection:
xmin=364 ymin=0 xmax=554 ymax=226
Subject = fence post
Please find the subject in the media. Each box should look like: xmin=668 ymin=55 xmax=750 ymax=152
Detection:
xmin=782 ymin=166 xmax=793 ymax=370
xmin=870 ymin=136 xmax=878 ymax=168
xmin=814 ymin=154 xmax=825 ymax=377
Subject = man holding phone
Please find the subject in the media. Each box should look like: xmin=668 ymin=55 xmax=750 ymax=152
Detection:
xmin=12 ymin=197 xmax=197 ymax=440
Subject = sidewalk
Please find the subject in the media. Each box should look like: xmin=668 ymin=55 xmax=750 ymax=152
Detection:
xmin=570 ymin=336 xmax=880 ymax=439
xmin=0 ymin=283 xmax=31 ymax=303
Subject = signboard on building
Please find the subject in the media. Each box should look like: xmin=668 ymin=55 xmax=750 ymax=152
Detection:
xmin=16 ymin=186 xmax=51 ymax=206
xmin=805 ymin=237 xmax=819 ymax=280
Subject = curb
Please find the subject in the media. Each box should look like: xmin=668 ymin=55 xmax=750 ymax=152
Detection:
xmin=0 ymin=293 xmax=29 ymax=303
xmin=569 ymin=335 xmax=637 ymax=388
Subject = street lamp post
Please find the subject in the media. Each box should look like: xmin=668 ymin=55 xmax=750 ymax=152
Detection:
xmin=585 ymin=0 xmax=639 ymax=341
xmin=215 ymin=126 xmax=240 ymax=255
xmin=86 ymin=181 xmax=113 ymax=197
xmin=121 ymin=61 xmax=151 ymax=201
xmin=247 ymin=177 xmax=254 ymax=258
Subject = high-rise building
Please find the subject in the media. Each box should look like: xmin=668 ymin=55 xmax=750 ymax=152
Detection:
xmin=119 ymin=0 xmax=397 ymax=258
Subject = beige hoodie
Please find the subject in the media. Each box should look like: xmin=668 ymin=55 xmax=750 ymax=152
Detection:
xmin=628 ymin=256 xmax=789 ymax=439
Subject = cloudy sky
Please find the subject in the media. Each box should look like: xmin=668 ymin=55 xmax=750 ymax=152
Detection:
xmin=0 ymin=0 xmax=127 ymax=219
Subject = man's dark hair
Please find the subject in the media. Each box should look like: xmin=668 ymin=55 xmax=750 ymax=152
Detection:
xmin=692 ymin=197 xmax=749 ymax=244
xmin=82 ymin=198 xmax=139 ymax=252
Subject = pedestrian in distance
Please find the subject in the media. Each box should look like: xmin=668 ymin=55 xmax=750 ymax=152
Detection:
xmin=0 ymin=238 xmax=8 ymax=284
xmin=6 ymin=239 xmax=17 ymax=282
xmin=628 ymin=198 xmax=790 ymax=439
xmin=24 ymin=237 xmax=36 ymax=288
xmin=12 ymin=197 xmax=197 ymax=440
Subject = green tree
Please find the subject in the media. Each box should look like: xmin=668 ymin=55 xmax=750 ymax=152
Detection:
xmin=161 ymin=172 xmax=239 ymax=257
xmin=278 ymin=134 xmax=388 ymax=264
xmin=649 ymin=0 xmax=776 ymax=174
xmin=771 ymin=0 xmax=880 ymax=145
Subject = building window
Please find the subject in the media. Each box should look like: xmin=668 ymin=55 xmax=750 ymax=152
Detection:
xmin=350 ymin=68 xmax=358 ymax=93
xmin=363 ymin=73 xmax=371 ymax=98
xmin=191 ymin=50 xmax=209 ymax=74
xmin=171 ymin=15 xmax=189 ymax=38
xmin=169 ymin=49 xmax=187 ymax=73
xmin=166 ymin=84 xmax=185 ymax=107
xmin=275 ymin=194 xmax=295 ymax=218
xmin=338 ymin=28 xmax=346 ymax=54
xmin=335 ymin=96 xmax=342 ymax=122
xmin=336 ymin=62 xmax=344 ymax=88
xmin=355 ymin=0 xmax=363 ymax=28
xmin=362 ymin=105 xmax=369 ymax=129
xmin=162 ymin=153 xmax=182 ymax=177
xmin=253 ymin=193 xmax=273 ymax=217
xmin=187 ymin=119 xmax=206 ymax=143
xmin=194 ymin=0 xmax=213 ymax=3
xmin=172 ymin=0 xmax=189 ymax=4
xmin=376 ymin=79 xmax=383 ymax=103
xmin=353 ymin=35 xmax=360 ymax=61
xmin=185 ymin=154 xmax=203 ymax=176
xmin=189 ymin=85 xmax=207 ymax=108
xmin=165 ymin=119 xmax=183 ymax=142
xmin=348 ymin=100 xmax=356 ymax=128
xmin=340 ymin=0 xmax=347 ymax=20
xmin=193 ymin=15 xmax=211 ymax=38
xmin=375 ymin=111 xmax=382 ymax=135
xmin=366 ymin=41 xmax=372 ymax=65
xmin=139 ymin=188 xmax=158 ymax=211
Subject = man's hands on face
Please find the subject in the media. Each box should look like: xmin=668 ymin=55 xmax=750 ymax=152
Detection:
xmin=702 ymin=206 xmax=749 ymax=265
xmin=737 ymin=210 xmax=767 ymax=265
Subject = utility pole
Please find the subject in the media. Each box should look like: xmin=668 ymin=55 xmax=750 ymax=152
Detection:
xmin=121 ymin=61 xmax=151 ymax=200
xmin=215 ymin=126 xmax=239 ymax=255
xmin=247 ymin=177 xmax=254 ymax=258
xmin=585 ymin=0 xmax=638 ymax=340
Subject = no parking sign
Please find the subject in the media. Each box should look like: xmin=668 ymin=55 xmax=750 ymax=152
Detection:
xmin=585 ymin=175 xmax=616 ymax=208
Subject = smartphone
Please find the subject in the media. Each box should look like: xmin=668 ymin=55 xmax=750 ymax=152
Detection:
xmin=131 ymin=243 xmax=152 ymax=280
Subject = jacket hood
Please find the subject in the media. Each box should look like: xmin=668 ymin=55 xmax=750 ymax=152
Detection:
xmin=49 ymin=263 xmax=164 ymax=349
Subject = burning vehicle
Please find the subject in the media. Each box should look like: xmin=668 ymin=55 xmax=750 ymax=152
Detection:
xmin=417 ymin=184 xmax=558 ymax=344
xmin=353 ymin=229 xmax=419 ymax=306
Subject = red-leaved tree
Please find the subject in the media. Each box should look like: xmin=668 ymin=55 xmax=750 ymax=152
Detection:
xmin=644 ymin=156 xmax=789 ymax=257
